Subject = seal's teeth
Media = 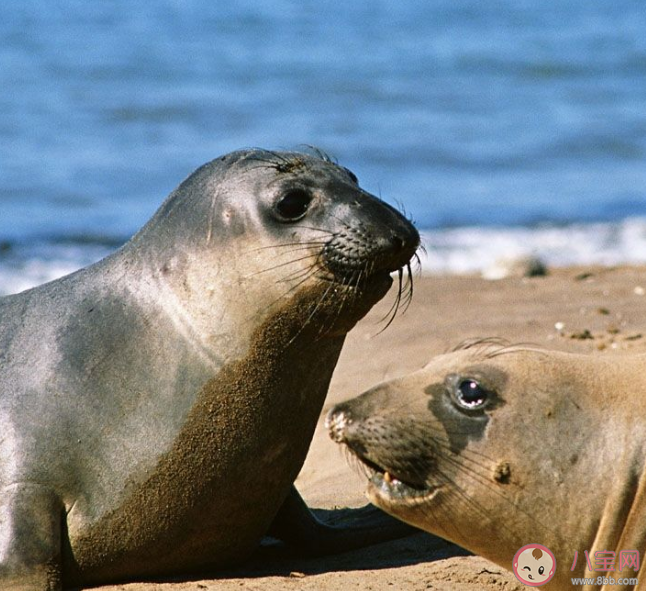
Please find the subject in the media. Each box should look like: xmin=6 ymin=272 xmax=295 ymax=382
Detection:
xmin=383 ymin=471 xmax=402 ymax=486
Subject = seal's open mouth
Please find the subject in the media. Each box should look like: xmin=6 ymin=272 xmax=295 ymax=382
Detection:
xmin=327 ymin=406 xmax=440 ymax=504
xmin=350 ymin=451 xmax=441 ymax=503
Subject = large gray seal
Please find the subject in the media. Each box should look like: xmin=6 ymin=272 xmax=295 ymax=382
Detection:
xmin=327 ymin=341 xmax=646 ymax=590
xmin=0 ymin=148 xmax=419 ymax=590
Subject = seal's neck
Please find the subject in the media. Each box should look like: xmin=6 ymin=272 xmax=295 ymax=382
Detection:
xmin=580 ymin=429 xmax=646 ymax=582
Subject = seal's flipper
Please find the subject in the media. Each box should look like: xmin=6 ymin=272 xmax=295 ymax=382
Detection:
xmin=0 ymin=483 xmax=63 ymax=591
xmin=266 ymin=485 xmax=420 ymax=555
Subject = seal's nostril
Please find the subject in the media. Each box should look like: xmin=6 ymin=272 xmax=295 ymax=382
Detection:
xmin=391 ymin=235 xmax=405 ymax=252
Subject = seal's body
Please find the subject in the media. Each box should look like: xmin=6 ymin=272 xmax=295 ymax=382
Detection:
xmin=0 ymin=149 xmax=419 ymax=590
xmin=328 ymin=343 xmax=646 ymax=590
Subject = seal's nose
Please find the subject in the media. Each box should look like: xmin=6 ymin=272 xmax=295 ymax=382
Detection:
xmin=321 ymin=191 xmax=420 ymax=280
xmin=390 ymin=225 xmax=419 ymax=260
xmin=379 ymin=222 xmax=420 ymax=273
xmin=325 ymin=404 xmax=352 ymax=443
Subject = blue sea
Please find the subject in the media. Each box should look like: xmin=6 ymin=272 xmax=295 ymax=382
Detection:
xmin=2 ymin=0 xmax=646 ymax=294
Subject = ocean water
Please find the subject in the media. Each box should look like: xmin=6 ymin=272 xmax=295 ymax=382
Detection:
xmin=1 ymin=0 xmax=646 ymax=294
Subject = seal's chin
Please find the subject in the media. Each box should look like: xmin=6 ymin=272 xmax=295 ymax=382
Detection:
xmin=319 ymin=268 xmax=394 ymax=310
xmin=326 ymin=268 xmax=394 ymax=293
xmin=358 ymin=269 xmax=394 ymax=297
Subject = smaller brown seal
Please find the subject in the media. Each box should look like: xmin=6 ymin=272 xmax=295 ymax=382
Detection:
xmin=327 ymin=341 xmax=646 ymax=589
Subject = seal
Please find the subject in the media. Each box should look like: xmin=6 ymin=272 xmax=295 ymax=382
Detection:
xmin=327 ymin=341 xmax=646 ymax=589
xmin=0 ymin=148 xmax=420 ymax=590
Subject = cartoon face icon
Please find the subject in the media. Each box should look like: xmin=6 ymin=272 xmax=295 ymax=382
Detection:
xmin=513 ymin=544 xmax=556 ymax=586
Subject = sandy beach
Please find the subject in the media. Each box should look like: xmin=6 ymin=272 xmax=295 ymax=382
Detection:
xmin=94 ymin=265 xmax=646 ymax=591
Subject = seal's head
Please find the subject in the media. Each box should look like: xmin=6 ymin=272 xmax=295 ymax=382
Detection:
xmin=327 ymin=341 xmax=646 ymax=584
xmin=133 ymin=148 xmax=420 ymax=349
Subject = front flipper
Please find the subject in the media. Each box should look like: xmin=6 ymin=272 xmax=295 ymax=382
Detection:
xmin=0 ymin=483 xmax=63 ymax=591
xmin=266 ymin=485 xmax=421 ymax=555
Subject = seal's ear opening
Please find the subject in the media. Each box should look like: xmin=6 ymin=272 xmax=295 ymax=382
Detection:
xmin=273 ymin=189 xmax=313 ymax=222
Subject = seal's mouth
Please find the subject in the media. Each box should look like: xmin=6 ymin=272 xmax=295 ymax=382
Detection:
xmin=326 ymin=406 xmax=440 ymax=504
xmin=352 ymin=452 xmax=441 ymax=504
xmin=318 ymin=262 xmax=409 ymax=328
xmin=312 ymin=264 xmax=396 ymax=317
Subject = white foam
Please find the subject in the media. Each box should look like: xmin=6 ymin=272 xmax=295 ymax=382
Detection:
xmin=0 ymin=244 xmax=112 ymax=296
xmin=418 ymin=217 xmax=646 ymax=275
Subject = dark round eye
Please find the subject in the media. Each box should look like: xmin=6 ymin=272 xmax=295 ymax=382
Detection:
xmin=274 ymin=189 xmax=312 ymax=221
xmin=538 ymin=566 xmax=545 ymax=575
xmin=455 ymin=379 xmax=489 ymax=410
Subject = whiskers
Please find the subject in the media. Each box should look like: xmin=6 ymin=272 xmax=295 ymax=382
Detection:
xmin=341 ymin=443 xmax=375 ymax=482
xmin=449 ymin=337 xmax=545 ymax=359
xmin=241 ymin=220 xmax=422 ymax=345
xmin=240 ymin=147 xmax=335 ymax=175
xmin=287 ymin=258 xmax=376 ymax=347
xmin=409 ymin=439 xmax=556 ymax=546
xmin=375 ymin=260 xmax=416 ymax=334
xmin=239 ymin=230 xmax=349 ymax=341
xmin=243 ymin=251 xmax=322 ymax=280
xmin=373 ymin=239 xmax=422 ymax=335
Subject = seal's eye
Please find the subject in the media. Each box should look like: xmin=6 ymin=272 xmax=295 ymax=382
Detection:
xmin=274 ymin=189 xmax=312 ymax=222
xmin=455 ymin=379 xmax=489 ymax=410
